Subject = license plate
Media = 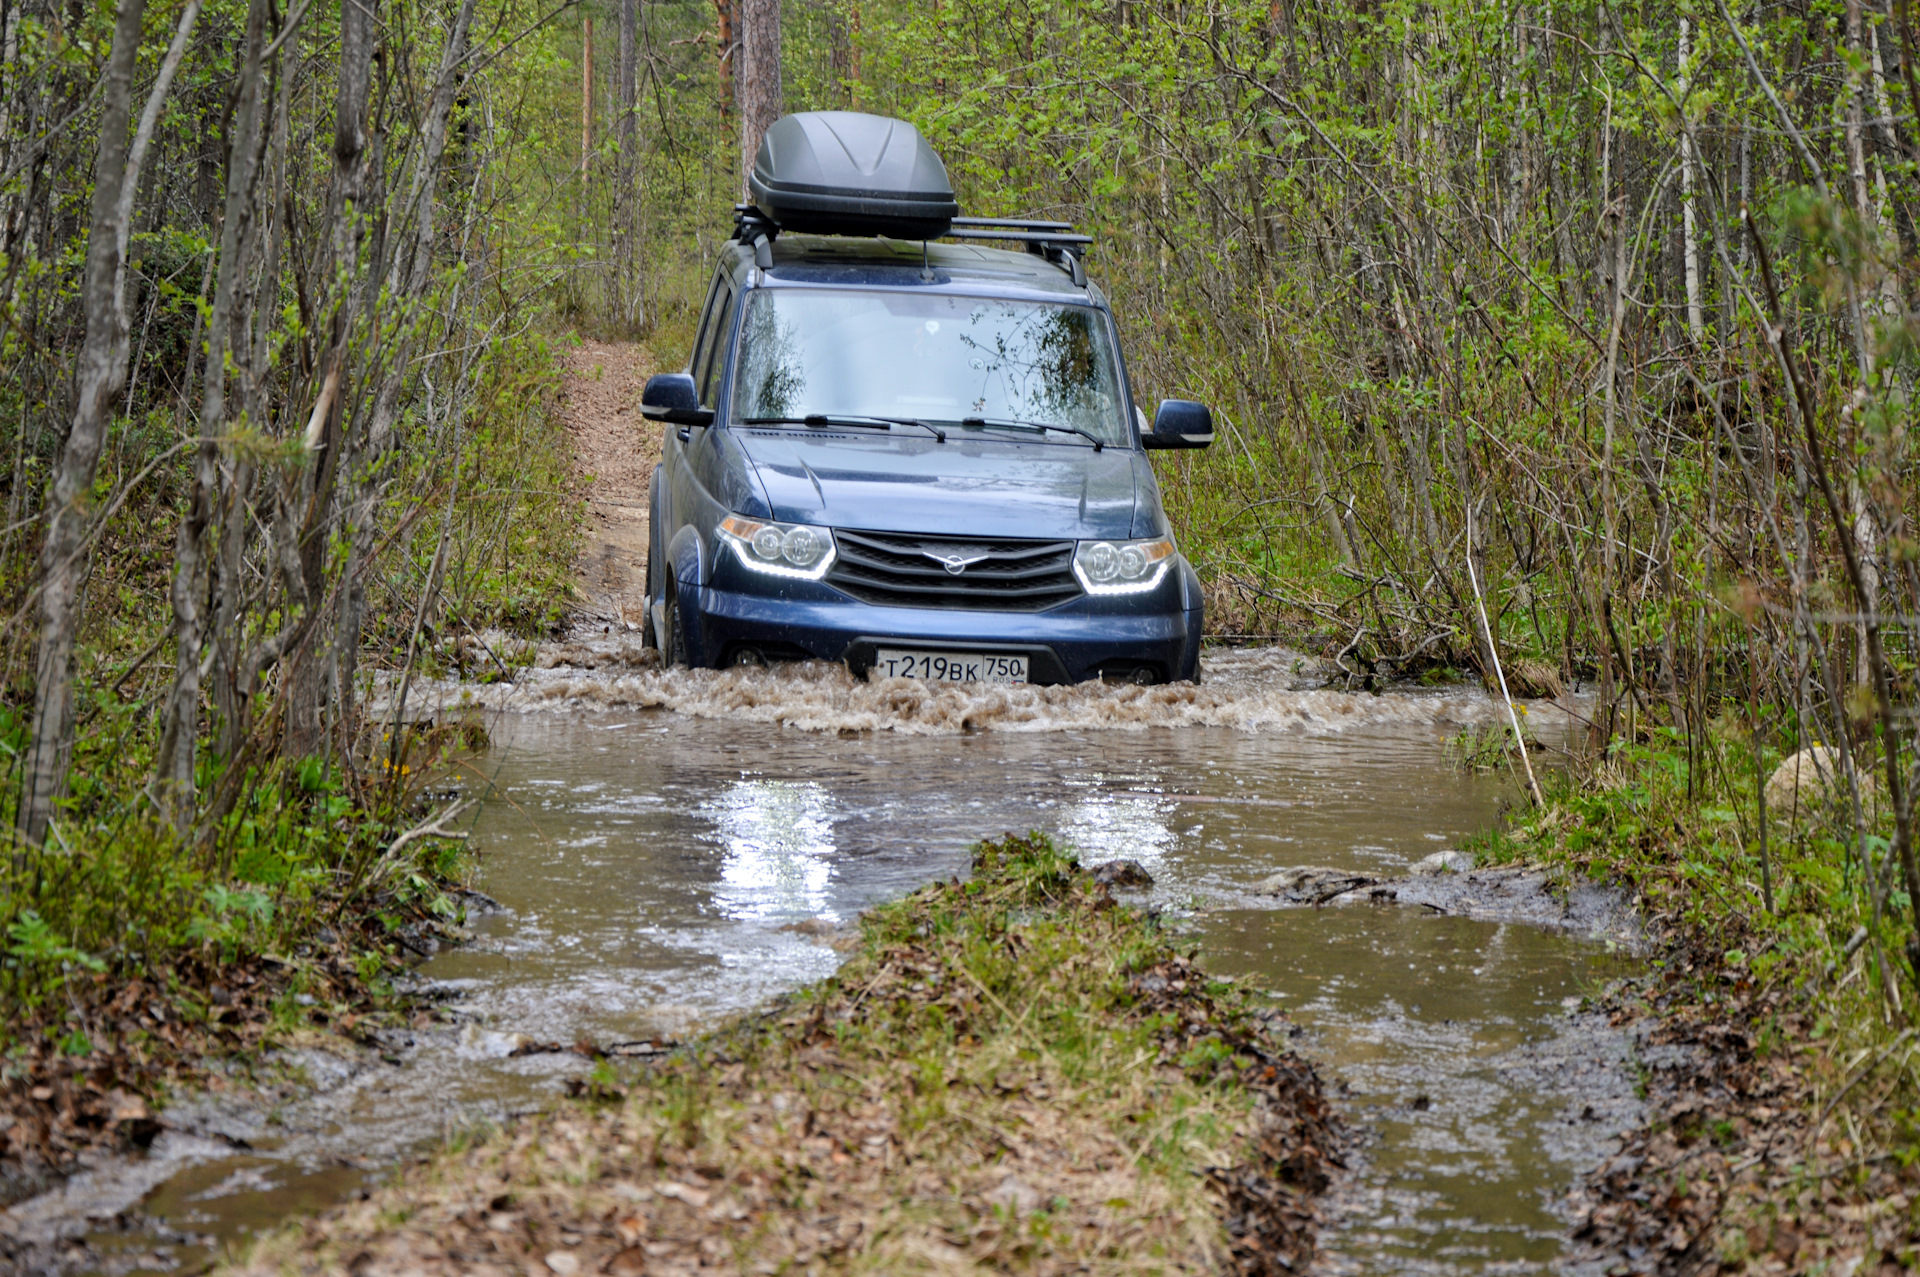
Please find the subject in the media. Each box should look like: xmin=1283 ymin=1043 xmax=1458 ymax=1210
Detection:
xmin=872 ymin=649 xmax=1028 ymax=684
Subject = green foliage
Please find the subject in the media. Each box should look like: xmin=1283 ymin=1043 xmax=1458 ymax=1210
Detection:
xmin=0 ymin=742 xmax=477 ymax=1027
xmin=1475 ymin=725 xmax=1903 ymax=1052
xmin=4 ymin=911 xmax=108 ymax=1011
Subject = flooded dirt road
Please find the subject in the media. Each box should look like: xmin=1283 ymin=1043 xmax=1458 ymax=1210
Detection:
xmin=10 ymin=650 xmax=1644 ymax=1275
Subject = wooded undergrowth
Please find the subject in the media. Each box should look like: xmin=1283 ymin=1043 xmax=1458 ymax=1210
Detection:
xmin=0 ymin=0 xmax=586 ymax=1038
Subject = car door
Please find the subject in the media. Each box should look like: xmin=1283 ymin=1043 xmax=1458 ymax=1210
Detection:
xmin=664 ymin=267 xmax=738 ymax=589
xmin=656 ymin=268 xmax=732 ymax=586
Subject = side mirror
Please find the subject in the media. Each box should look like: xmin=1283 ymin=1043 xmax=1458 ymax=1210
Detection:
xmin=641 ymin=373 xmax=714 ymax=427
xmin=1142 ymin=399 xmax=1213 ymax=449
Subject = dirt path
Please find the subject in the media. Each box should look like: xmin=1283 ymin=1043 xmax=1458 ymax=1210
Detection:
xmin=559 ymin=339 xmax=659 ymax=626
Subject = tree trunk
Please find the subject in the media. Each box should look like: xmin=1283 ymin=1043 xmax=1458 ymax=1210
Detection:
xmin=712 ymin=0 xmax=735 ymax=119
xmin=617 ymin=0 xmax=643 ymax=328
xmin=153 ymin=0 xmax=276 ymax=821
xmin=1679 ymin=18 xmax=1704 ymax=347
xmin=330 ymin=0 xmax=478 ymax=767
xmin=828 ymin=0 xmax=859 ymax=103
xmin=581 ymin=15 xmax=594 ymax=176
xmin=18 ymin=0 xmax=151 ymax=847
xmin=739 ymin=0 xmax=781 ymax=187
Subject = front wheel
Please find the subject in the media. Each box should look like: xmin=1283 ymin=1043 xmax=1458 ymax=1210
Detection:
xmin=663 ymin=586 xmax=690 ymax=667
xmin=640 ymin=540 xmax=659 ymax=650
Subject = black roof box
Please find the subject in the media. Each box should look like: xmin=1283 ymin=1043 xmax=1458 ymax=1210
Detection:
xmin=748 ymin=112 xmax=959 ymax=240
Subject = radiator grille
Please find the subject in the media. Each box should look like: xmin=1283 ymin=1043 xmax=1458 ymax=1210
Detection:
xmin=826 ymin=529 xmax=1081 ymax=611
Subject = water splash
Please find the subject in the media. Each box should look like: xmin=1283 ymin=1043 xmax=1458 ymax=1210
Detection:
xmin=382 ymin=639 xmax=1571 ymax=738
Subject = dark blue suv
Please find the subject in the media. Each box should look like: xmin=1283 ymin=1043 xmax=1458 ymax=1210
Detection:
xmin=640 ymin=112 xmax=1213 ymax=686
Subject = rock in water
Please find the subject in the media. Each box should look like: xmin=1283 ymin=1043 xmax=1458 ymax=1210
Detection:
xmin=1410 ymin=849 xmax=1475 ymax=876
xmin=1253 ymin=866 xmax=1373 ymax=899
xmin=1091 ymin=859 xmax=1155 ymax=888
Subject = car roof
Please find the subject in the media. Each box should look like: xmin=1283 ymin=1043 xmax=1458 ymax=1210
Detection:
xmin=721 ymin=234 xmax=1105 ymax=306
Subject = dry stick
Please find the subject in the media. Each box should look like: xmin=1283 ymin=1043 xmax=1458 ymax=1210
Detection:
xmin=1467 ymin=505 xmax=1545 ymax=807
xmin=366 ymin=797 xmax=474 ymax=887
xmin=1808 ymin=1027 xmax=1917 ymax=1155
xmin=384 ymin=452 xmax=465 ymax=780
xmin=1750 ymin=625 xmax=1774 ymax=915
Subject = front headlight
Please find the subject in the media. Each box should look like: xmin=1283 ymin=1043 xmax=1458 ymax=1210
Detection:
xmin=718 ymin=515 xmax=837 ymax=580
xmin=1073 ymin=535 xmax=1175 ymax=594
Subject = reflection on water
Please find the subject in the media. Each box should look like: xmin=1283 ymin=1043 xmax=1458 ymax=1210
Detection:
xmin=1056 ymin=787 xmax=1179 ymax=867
xmin=25 ymin=654 xmax=1626 ymax=1276
xmin=705 ymin=780 xmax=840 ymax=921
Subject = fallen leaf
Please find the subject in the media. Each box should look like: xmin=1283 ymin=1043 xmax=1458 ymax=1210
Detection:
xmin=653 ymin=1180 xmax=710 ymax=1209
xmin=604 ymin=1247 xmax=648 ymax=1275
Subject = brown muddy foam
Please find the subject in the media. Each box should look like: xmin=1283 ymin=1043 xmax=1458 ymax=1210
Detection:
xmin=384 ymin=639 xmax=1572 ymax=737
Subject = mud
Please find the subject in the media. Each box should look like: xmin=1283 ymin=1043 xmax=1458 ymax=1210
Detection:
xmin=1247 ymin=863 xmax=1646 ymax=948
xmin=1561 ymin=969 xmax=1918 ymax=1276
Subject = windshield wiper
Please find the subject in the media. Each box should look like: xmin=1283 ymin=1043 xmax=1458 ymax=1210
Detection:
xmin=959 ymin=415 xmax=1104 ymax=451
xmin=740 ymin=414 xmax=946 ymax=442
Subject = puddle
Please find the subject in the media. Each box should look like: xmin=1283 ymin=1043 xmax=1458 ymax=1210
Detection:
xmin=4 ymin=649 xmax=1639 ymax=1275
xmin=1203 ymin=910 xmax=1640 ymax=1274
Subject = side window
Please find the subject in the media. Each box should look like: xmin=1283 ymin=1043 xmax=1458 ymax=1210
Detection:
xmin=686 ymin=271 xmax=726 ymax=384
xmin=695 ymin=280 xmax=738 ymax=408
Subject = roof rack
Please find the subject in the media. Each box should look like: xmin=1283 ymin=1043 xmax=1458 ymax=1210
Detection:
xmin=733 ymin=204 xmax=778 ymax=270
xmin=732 ymin=204 xmax=1094 ymax=287
xmin=945 ymin=216 xmax=1092 ymax=286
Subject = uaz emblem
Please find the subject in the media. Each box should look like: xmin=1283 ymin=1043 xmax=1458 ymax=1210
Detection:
xmin=925 ymin=548 xmax=991 ymax=575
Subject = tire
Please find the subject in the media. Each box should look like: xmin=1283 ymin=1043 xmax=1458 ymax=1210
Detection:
xmin=663 ymin=585 xmax=690 ymax=667
xmin=641 ymin=469 xmax=662 ymax=650
xmin=641 ymin=537 xmax=659 ymax=650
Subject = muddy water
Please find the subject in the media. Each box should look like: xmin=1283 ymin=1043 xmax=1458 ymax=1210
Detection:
xmin=14 ymin=650 xmax=1640 ymax=1275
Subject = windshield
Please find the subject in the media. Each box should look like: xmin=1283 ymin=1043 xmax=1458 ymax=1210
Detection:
xmin=729 ymin=288 xmax=1130 ymax=445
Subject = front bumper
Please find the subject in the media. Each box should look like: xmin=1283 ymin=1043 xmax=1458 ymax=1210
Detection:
xmin=686 ymin=554 xmax=1203 ymax=684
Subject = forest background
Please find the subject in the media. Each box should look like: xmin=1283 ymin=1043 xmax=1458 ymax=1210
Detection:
xmin=0 ymin=0 xmax=1917 ymax=1231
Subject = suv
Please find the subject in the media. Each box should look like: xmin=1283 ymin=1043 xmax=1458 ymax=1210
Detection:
xmin=640 ymin=111 xmax=1213 ymax=686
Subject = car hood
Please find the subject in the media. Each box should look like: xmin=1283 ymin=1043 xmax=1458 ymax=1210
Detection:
xmin=734 ymin=429 xmax=1140 ymax=539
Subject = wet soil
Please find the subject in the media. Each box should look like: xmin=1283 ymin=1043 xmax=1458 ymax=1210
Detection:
xmin=1561 ymin=963 xmax=1919 ymax=1275
xmin=1254 ymin=863 xmax=1645 ymax=943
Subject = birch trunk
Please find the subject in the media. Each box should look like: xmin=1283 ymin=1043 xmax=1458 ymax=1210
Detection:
xmin=19 ymin=0 xmax=151 ymax=847
xmin=330 ymin=0 xmax=478 ymax=766
xmin=279 ymin=0 xmax=377 ymax=761
xmin=1679 ymin=18 xmax=1704 ymax=346
xmin=1843 ymin=0 xmax=1884 ymax=688
xmin=581 ymin=15 xmax=593 ymax=176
